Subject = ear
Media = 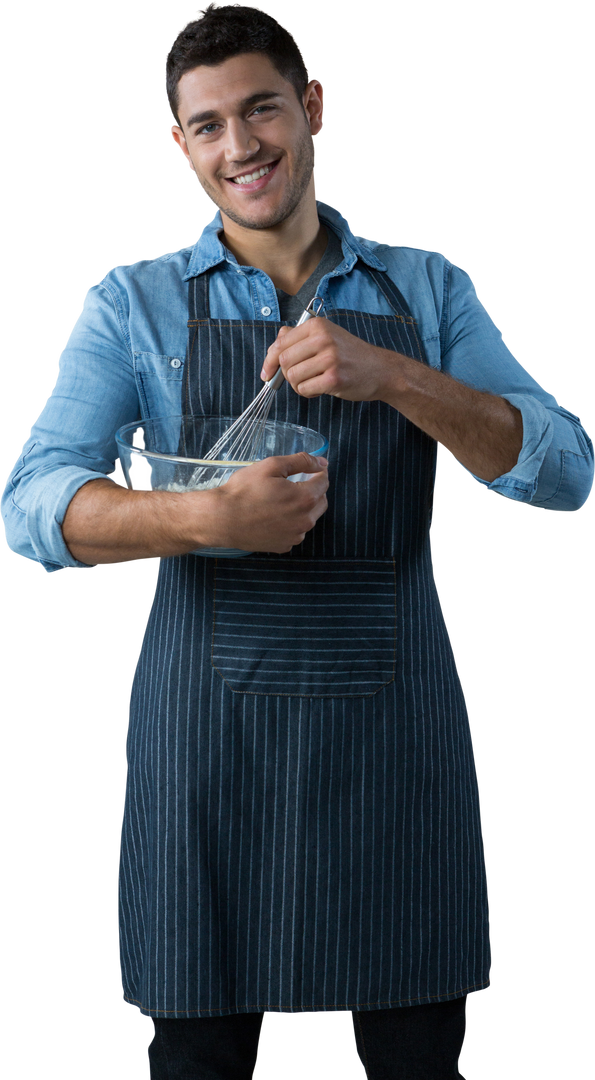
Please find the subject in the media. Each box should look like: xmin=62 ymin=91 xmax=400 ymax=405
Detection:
xmin=303 ymin=80 xmax=323 ymax=136
xmin=172 ymin=125 xmax=195 ymax=171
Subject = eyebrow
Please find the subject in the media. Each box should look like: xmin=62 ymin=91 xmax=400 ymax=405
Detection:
xmin=185 ymin=91 xmax=282 ymax=129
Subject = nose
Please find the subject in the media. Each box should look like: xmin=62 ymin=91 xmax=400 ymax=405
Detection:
xmin=223 ymin=120 xmax=261 ymax=166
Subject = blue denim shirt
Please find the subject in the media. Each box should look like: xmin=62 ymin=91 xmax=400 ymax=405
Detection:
xmin=3 ymin=201 xmax=593 ymax=572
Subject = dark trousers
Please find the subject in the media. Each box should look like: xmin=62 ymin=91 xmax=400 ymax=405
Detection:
xmin=148 ymin=995 xmax=467 ymax=1079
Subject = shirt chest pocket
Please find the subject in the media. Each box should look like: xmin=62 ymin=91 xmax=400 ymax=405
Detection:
xmin=133 ymin=352 xmax=185 ymax=418
xmin=211 ymin=558 xmax=396 ymax=698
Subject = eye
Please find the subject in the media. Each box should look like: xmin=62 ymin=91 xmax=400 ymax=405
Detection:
xmin=198 ymin=104 xmax=276 ymax=136
xmin=251 ymin=105 xmax=274 ymax=116
xmin=197 ymin=122 xmax=220 ymax=136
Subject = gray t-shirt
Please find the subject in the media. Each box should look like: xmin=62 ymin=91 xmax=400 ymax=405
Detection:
xmin=276 ymin=227 xmax=344 ymax=322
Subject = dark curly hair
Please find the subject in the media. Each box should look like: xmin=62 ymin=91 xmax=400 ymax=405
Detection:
xmin=166 ymin=5 xmax=309 ymax=125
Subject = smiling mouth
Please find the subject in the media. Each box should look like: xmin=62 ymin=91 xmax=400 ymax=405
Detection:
xmin=226 ymin=159 xmax=280 ymax=185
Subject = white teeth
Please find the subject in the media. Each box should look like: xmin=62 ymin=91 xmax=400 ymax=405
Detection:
xmin=233 ymin=164 xmax=272 ymax=184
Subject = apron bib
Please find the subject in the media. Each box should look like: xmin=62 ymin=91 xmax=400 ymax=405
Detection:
xmin=185 ymin=270 xmax=437 ymax=698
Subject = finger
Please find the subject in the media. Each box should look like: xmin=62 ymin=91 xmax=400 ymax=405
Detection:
xmin=295 ymin=380 xmax=329 ymax=399
xmin=260 ymin=348 xmax=281 ymax=381
xmin=290 ymin=370 xmax=340 ymax=398
xmin=262 ymin=345 xmax=295 ymax=384
xmin=282 ymin=356 xmax=329 ymax=390
xmin=258 ymin=451 xmax=328 ymax=478
xmin=261 ymin=354 xmax=280 ymax=380
xmin=260 ymin=339 xmax=283 ymax=381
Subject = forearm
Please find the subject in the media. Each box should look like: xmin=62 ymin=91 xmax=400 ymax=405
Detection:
xmin=61 ymin=478 xmax=219 ymax=564
xmin=380 ymin=352 xmax=524 ymax=482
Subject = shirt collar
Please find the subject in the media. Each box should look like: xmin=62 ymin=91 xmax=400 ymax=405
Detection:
xmin=183 ymin=197 xmax=388 ymax=282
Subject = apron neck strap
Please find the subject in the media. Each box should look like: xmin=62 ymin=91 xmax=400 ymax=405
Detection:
xmin=188 ymin=271 xmax=211 ymax=322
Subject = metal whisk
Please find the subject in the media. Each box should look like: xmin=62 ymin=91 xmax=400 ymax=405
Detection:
xmin=190 ymin=296 xmax=324 ymax=484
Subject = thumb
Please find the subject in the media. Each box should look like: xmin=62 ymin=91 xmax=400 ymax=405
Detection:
xmin=262 ymin=452 xmax=328 ymax=478
xmin=291 ymin=453 xmax=328 ymax=475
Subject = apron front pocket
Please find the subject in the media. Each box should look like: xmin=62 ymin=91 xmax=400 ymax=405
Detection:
xmin=211 ymin=558 xmax=396 ymax=697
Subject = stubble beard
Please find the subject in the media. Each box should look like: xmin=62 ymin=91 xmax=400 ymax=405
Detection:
xmin=194 ymin=122 xmax=317 ymax=232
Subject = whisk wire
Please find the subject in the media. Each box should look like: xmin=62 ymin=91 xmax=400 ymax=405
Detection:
xmin=189 ymin=297 xmax=324 ymax=487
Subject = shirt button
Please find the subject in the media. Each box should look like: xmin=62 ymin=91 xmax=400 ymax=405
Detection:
xmin=170 ymin=358 xmax=182 ymax=369
xmin=261 ymin=306 xmax=272 ymax=316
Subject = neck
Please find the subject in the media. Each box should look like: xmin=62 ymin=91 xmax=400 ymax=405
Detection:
xmin=219 ymin=180 xmax=327 ymax=295
xmin=223 ymin=221 xmax=328 ymax=295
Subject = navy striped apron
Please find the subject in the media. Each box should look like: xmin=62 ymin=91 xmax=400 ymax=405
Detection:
xmin=119 ymin=263 xmax=490 ymax=1018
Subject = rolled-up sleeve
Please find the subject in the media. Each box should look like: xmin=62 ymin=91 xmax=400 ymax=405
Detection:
xmin=2 ymin=281 xmax=141 ymax=570
xmin=440 ymin=263 xmax=593 ymax=510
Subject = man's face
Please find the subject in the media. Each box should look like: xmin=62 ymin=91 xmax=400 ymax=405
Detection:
xmin=172 ymin=53 xmax=322 ymax=231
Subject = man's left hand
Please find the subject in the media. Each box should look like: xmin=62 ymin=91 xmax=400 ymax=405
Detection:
xmin=261 ymin=319 xmax=398 ymax=401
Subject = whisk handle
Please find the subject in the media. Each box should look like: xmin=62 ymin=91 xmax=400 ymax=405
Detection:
xmin=267 ymin=366 xmax=286 ymax=391
xmin=298 ymin=295 xmax=325 ymax=323
xmin=266 ymin=297 xmax=325 ymax=390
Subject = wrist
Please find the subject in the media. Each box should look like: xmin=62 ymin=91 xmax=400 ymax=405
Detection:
xmin=159 ymin=486 xmax=225 ymax=551
xmin=374 ymin=347 xmax=410 ymax=405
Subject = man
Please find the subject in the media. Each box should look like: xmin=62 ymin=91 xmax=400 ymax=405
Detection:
xmin=3 ymin=5 xmax=593 ymax=1079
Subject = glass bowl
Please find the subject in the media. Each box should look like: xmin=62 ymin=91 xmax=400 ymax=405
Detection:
xmin=115 ymin=415 xmax=329 ymax=558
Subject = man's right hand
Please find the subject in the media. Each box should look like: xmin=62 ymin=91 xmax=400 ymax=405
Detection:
xmin=203 ymin=452 xmax=329 ymax=553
